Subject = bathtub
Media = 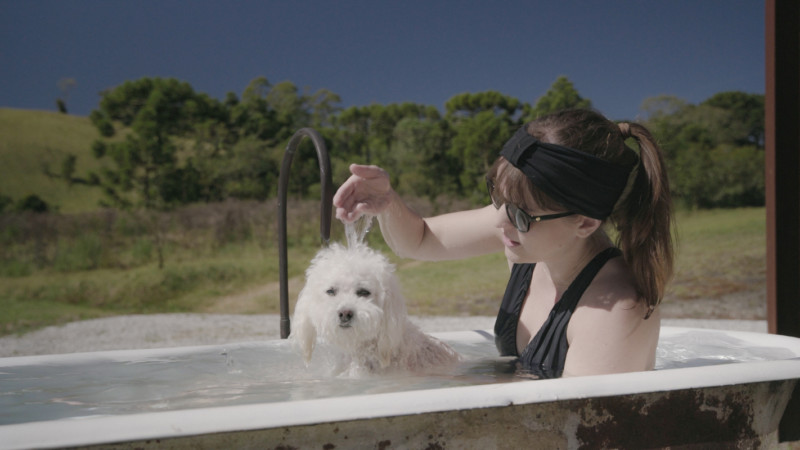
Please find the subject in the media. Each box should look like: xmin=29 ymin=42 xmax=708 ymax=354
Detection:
xmin=1 ymin=326 xmax=799 ymax=449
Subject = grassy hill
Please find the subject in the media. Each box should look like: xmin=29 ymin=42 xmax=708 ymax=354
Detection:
xmin=0 ymin=108 xmax=106 ymax=212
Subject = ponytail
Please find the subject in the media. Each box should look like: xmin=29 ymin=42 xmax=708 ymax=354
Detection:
xmin=521 ymin=110 xmax=674 ymax=318
xmin=612 ymin=122 xmax=674 ymax=318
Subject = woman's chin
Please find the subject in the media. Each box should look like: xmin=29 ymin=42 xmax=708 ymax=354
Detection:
xmin=504 ymin=247 xmax=526 ymax=264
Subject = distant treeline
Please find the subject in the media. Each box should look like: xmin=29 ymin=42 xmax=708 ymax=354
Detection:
xmin=42 ymin=75 xmax=765 ymax=212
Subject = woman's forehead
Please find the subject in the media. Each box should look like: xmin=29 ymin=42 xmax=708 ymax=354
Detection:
xmin=495 ymin=166 xmax=537 ymax=208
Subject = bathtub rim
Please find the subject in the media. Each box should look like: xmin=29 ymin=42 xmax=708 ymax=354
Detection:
xmin=1 ymin=326 xmax=800 ymax=450
xmin=1 ymin=325 xmax=798 ymax=367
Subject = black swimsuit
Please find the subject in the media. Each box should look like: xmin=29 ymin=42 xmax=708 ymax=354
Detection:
xmin=494 ymin=247 xmax=622 ymax=378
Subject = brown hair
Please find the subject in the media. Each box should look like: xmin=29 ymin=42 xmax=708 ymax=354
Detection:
xmin=488 ymin=109 xmax=674 ymax=317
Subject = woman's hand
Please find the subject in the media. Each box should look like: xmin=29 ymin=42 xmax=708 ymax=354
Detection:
xmin=333 ymin=164 xmax=394 ymax=223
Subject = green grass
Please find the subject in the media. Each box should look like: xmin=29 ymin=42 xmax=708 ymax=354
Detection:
xmin=0 ymin=206 xmax=767 ymax=336
xmin=0 ymin=242 xmax=317 ymax=335
xmin=0 ymin=108 xmax=106 ymax=212
xmin=397 ymin=253 xmax=509 ymax=316
xmin=669 ymin=207 xmax=765 ymax=300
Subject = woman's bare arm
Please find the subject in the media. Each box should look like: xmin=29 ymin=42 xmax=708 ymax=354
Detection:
xmin=334 ymin=164 xmax=504 ymax=261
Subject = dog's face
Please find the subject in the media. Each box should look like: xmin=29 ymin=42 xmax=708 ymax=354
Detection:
xmin=290 ymin=243 xmax=406 ymax=366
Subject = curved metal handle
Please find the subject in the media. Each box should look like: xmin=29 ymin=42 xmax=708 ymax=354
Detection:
xmin=277 ymin=128 xmax=333 ymax=339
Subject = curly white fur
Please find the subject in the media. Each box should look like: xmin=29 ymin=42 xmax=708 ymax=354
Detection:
xmin=290 ymin=243 xmax=459 ymax=375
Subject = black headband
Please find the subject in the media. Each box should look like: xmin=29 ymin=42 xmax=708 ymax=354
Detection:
xmin=499 ymin=125 xmax=636 ymax=220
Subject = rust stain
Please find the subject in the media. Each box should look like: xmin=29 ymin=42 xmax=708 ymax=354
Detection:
xmin=575 ymin=387 xmax=759 ymax=448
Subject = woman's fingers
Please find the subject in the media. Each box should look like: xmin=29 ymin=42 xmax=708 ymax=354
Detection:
xmin=333 ymin=164 xmax=393 ymax=223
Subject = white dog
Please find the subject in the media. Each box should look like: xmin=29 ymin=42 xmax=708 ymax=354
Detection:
xmin=290 ymin=242 xmax=459 ymax=375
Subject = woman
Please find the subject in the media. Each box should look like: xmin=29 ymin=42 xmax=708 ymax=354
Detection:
xmin=333 ymin=109 xmax=674 ymax=378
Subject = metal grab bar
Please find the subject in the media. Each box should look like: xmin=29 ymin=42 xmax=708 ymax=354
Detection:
xmin=277 ymin=128 xmax=333 ymax=339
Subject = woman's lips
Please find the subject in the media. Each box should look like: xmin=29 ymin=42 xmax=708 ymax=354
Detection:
xmin=502 ymin=234 xmax=520 ymax=247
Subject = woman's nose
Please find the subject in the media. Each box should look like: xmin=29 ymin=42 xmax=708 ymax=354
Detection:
xmin=493 ymin=204 xmax=512 ymax=229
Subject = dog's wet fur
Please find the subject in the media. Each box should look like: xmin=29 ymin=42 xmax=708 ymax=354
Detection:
xmin=290 ymin=243 xmax=459 ymax=375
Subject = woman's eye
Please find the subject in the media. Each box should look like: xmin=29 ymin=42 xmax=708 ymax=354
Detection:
xmin=355 ymin=288 xmax=371 ymax=297
xmin=326 ymin=288 xmax=336 ymax=296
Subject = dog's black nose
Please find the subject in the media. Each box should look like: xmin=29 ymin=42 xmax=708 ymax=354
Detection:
xmin=338 ymin=309 xmax=354 ymax=325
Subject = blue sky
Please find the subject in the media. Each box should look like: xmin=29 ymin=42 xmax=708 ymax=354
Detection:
xmin=1 ymin=0 xmax=764 ymax=121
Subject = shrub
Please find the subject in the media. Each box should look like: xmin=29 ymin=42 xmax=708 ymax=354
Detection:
xmin=53 ymin=233 xmax=105 ymax=272
xmin=15 ymin=195 xmax=50 ymax=213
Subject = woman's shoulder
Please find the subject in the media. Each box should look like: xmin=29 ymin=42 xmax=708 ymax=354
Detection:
xmin=570 ymin=255 xmax=654 ymax=336
xmin=564 ymin=256 xmax=661 ymax=375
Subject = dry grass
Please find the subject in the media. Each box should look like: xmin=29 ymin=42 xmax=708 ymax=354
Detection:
xmin=662 ymin=207 xmax=766 ymax=319
xmin=195 ymin=206 xmax=769 ymax=321
xmin=0 ymin=201 xmax=768 ymax=336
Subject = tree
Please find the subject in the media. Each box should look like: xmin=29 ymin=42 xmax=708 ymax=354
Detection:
xmin=443 ymin=91 xmax=520 ymax=199
xmin=213 ymin=136 xmax=280 ymax=200
xmin=448 ymin=110 xmax=514 ymax=200
xmin=42 ymin=151 xmax=97 ymax=187
xmin=335 ymin=106 xmax=372 ymax=163
xmin=445 ymin=91 xmax=521 ymax=119
xmin=640 ymin=95 xmax=690 ymax=121
xmin=56 ymin=78 xmax=76 ymax=114
xmin=266 ymin=81 xmax=308 ymax=140
xmin=642 ymin=92 xmax=765 ymax=208
xmin=392 ymin=116 xmax=456 ymax=203
xmin=15 ymin=194 xmax=50 ymax=213
xmin=89 ymin=78 xmax=225 ymax=208
xmin=701 ymin=92 xmax=765 ymax=148
xmin=228 ymin=77 xmax=280 ymax=141
xmin=522 ymin=76 xmax=592 ymax=121
xmin=308 ymin=88 xmax=342 ymax=128
xmin=88 ymin=77 xmax=225 ymax=267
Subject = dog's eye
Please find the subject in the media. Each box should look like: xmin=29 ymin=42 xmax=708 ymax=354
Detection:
xmin=326 ymin=287 xmax=337 ymax=296
xmin=355 ymin=288 xmax=371 ymax=298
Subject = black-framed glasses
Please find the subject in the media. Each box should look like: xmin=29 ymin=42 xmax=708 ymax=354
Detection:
xmin=486 ymin=177 xmax=575 ymax=232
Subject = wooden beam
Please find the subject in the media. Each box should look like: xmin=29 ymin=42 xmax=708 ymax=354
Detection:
xmin=765 ymin=0 xmax=800 ymax=338
xmin=765 ymin=0 xmax=800 ymax=442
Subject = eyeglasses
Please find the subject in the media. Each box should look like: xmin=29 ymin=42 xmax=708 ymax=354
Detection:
xmin=486 ymin=177 xmax=575 ymax=232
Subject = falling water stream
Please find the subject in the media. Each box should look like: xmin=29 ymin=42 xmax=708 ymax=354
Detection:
xmin=344 ymin=214 xmax=375 ymax=248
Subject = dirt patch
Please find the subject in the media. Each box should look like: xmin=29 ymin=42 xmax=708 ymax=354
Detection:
xmin=660 ymin=289 xmax=766 ymax=320
xmin=202 ymin=276 xmax=305 ymax=314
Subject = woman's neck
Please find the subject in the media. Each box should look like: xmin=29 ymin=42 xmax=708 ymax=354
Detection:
xmin=540 ymin=231 xmax=612 ymax=295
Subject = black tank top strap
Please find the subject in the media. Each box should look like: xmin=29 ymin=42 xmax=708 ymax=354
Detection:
xmin=494 ymin=263 xmax=534 ymax=357
xmin=553 ymin=247 xmax=622 ymax=313
xmin=494 ymin=247 xmax=622 ymax=378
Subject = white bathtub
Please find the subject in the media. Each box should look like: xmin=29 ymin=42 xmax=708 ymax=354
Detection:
xmin=1 ymin=326 xmax=799 ymax=449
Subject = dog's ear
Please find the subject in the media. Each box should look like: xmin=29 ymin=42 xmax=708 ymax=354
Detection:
xmin=376 ymin=271 xmax=407 ymax=368
xmin=289 ymin=286 xmax=317 ymax=364
xmin=289 ymin=246 xmax=331 ymax=364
